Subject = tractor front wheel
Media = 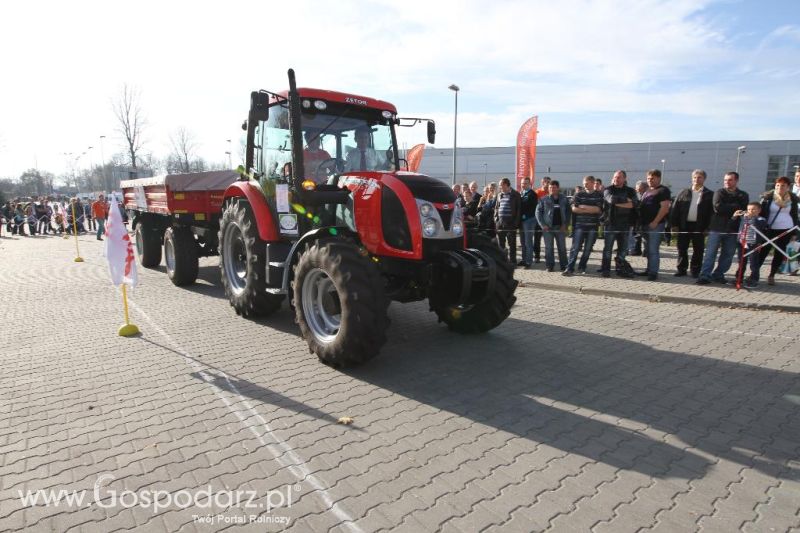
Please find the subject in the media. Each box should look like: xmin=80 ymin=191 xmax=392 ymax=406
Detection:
xmin=219 ymin=201 xmax=284 ymax=317
xmin=293 ymin=240 xmax=389 ymax=366
xmin=431 ymin=233 xmax=517 ymax=333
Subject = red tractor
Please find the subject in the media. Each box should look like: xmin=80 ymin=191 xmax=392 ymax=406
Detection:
xmin=216 ymin=69 xmax=516 ymax=365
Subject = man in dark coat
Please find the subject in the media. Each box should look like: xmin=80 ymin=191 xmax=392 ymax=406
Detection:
xmin=494 ymin=177 xmax=521 ymax=264
xmin=670 ymin=169 xmax=714 ymax=277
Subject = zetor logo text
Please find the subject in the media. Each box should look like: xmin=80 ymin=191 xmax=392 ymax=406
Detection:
xmin=344 ymin=97 xmax=368 ymax=105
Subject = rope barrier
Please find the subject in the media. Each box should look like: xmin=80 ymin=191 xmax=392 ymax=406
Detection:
xmin=741 ymin=226 xmax=800 ymax=260
xmin=485 ymin=226 xmax=789 ymax=236
xmin=0 ymin=212 xmax=92 ymax=235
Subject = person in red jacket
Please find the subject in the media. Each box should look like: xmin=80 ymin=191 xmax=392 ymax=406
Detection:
xmin=303 ymin=130 xmax=332 ymax=183
xmin=91 ymin=194 xmax=109 ymax=241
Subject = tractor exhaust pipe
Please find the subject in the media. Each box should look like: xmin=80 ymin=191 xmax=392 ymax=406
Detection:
xmin=287 ymin=69 xmax=305 ymax=191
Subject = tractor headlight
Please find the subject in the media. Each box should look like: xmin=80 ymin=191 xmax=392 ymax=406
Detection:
xmin=419 ymin=202 xmax=434 ymax=218
xmin=422 ymin=217 xmax=438 ymax=237
xmin=452 ymin=219 xmax=463 ymax=236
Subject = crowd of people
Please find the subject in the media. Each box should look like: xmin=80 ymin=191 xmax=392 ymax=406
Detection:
xmin=455 ymin=168 xmax=800 ymax=288
xmin=1 ymin=195 xmax=114 ymax=240
xmin=4 ymin=171 xmax=800 ymax=290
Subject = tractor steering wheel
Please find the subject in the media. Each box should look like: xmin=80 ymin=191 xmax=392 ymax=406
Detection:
xmin=314 ymin=158 xmax=345 ymax=182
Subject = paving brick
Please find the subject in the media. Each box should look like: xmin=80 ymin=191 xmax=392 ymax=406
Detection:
xmin=2 ymin=235 xmax=799 ymax=532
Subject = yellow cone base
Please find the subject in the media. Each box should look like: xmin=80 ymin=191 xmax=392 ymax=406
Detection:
xmin=74 ymin=257 xmax=84 ymax=262
xmin=118 ymin=323 xmax=140 ymax=337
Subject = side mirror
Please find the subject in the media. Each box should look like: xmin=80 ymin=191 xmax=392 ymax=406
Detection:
xmin=427 ymin=121 xmax=436 ymax=144
xmin=241 ymin=120 xmax=247 ymax=131
xmin=249 ymin=91 xmax=270 ymax=122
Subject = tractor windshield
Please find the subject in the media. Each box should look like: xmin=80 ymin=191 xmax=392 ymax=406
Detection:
xmin=258 ymin=101 xmax=397 ymax=184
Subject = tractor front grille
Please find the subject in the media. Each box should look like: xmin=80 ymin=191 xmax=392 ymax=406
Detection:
xmin=382 ymin=186 xmax=412 ymax=251
xmin=423 ymin=237 xmax=462 ymax=259
xmin=437 ymin=208 xmax=453 ymax=231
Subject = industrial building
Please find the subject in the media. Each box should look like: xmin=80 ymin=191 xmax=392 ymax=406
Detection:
xmin=417 ymin=140 xmax=800 ymax=197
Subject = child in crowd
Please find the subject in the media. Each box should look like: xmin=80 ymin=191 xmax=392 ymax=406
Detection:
xmin=782 ymin=234 xmax=799 ymax=275
xmin=734 ymin=202 xmax=768 ymax=288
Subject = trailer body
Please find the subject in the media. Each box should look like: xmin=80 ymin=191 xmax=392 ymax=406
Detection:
xmin=120 ymin=170 xmax=239 ymax=284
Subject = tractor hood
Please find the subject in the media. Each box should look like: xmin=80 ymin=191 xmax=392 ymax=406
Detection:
xmin=344 ymin=170 xmax=464 ymax=261
xmin=390 ymin=171 xmax=457 ymax=204
xmin=340 ymin=171 xmax=456 ymax=204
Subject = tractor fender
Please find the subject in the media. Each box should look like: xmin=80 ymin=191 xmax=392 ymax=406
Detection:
xmin=279 ymin=226 xmax=359 ymax=293
xmin=222 ymin=181 xmax=280 ymax=242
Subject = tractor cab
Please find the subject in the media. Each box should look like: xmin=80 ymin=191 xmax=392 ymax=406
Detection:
xmin=242 ymin=77 xmax=437 ymax=243
xmin=253 ymin=92 xmax=399 ymax=184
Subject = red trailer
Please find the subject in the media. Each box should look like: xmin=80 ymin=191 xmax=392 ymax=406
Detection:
xmin=121 ymin=170 xmax=239 ymax=285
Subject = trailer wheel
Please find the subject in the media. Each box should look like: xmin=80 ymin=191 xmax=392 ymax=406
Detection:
xmin=431 ymin=233 xmax=517 ymax=333
xmin=293 ymin=240 xmax=389 ymax=366
xmin=219 ymin=201 xmax=283 ymax=317
xmin=135 ymin=222 xmax=162 ymax=267
xmin=164 ymin=226 xmax=199 ymax=286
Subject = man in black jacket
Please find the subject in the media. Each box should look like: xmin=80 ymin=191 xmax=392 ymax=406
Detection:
xmin=671 ymin=169 xmax=714 ymax=277
xmin=697 ymin=171 xmax=749 ymax=284
xmin=638 ymin=169 xmax=671 ymax=280
xmin=600 ymin=170 xmax=637 ymax=278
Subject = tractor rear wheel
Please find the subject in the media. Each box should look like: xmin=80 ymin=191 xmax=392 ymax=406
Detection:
xmin=219 ymin=201 xmax=284 ymax=317
xmin=293 ymin=240 xmax=389 ymax=366
xmin=135 ymin=221 xmax=162 ymax=267
xmin=164 ymin=226 xmax=199 ymax=286
xmin=431 ymin=233 xmax=517 ymax=333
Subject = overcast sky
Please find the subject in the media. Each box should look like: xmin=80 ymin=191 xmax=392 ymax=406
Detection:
xmin=0 ymin=0 xmax=797 ymax=179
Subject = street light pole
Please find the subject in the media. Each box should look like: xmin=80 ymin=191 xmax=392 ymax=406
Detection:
xmin=660 ymin=159 xmax=666 ymax=181
xmin=62 ymin=152 xmax=73 ymax=194
xmin=87 ymin=146 xmax=94 ymax=193
xmin=448 ymin=84 xmax=459 ymax=185
xmin=226 ymin=139 xmax=232 ymax=168
xmin=482 ymin=163 xmax=487 ymax=186
xmin=75 ymin=152 xmax=86 ymax=194
xmin=736 ymin=145 xmax=746 ymax=173
xmin=99 ymin=135 xmax=108 ymax=193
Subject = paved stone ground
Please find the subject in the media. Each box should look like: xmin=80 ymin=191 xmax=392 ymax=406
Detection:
xmin=1 ymin=232 xmax=799 ymax=532
xmin=514 ymin=237 xmax=800 ymax=311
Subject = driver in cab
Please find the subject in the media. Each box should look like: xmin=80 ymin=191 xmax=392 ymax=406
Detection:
xmin=344 ymin=126 xmax=385 ymax=172
xmin=303 ymin=130 xmax=332 ymax=184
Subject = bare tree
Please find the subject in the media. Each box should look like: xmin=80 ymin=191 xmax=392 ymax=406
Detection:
xmin=42 ymin=172 xmax=56 ymax=195
xmin=17 ymin=169 xmax=46 ymax=196
xmin=169 ymin=128 xmax=197 ymax=173
xmin=165 ymin=128 xmax=211 ymax=174
xmin=112 ymin=84 xmax=146 ymax=169
xmin=0 ymin=178 xmax=14 ymax=202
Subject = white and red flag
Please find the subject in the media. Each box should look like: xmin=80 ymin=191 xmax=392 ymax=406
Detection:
xmin=104 ymin=196 xmax=138 ymax=287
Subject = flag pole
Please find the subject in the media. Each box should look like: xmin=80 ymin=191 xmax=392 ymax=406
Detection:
xmin=70 ymin=201 xmax=84 ymax=262
xmin=118 ymin=284 xmax=140 ymax=336
xmin=60 ymin=206 xmax=69 ymax=239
